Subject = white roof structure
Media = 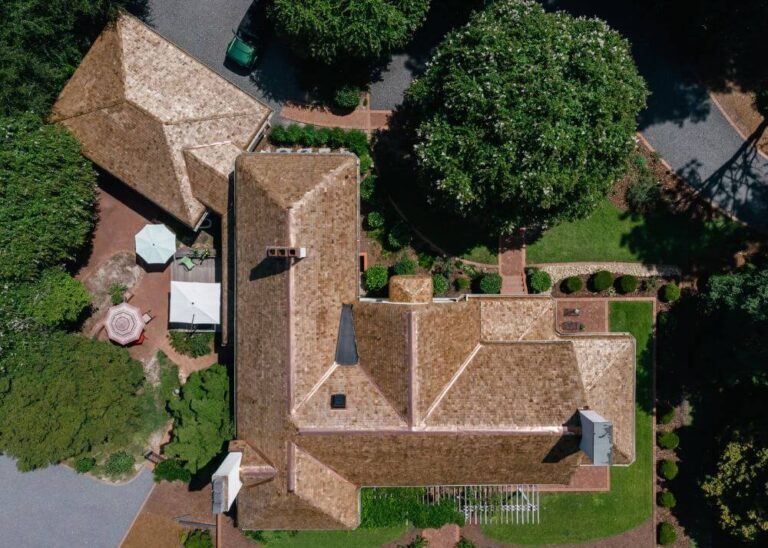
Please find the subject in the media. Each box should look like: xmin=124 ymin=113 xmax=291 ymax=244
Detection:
xmin=170 ymin=281 xmax=221 ymax=325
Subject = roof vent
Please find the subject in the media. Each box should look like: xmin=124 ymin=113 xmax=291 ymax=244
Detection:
xmin=266 ymin=246 xmax=307 ymax=259
xmin=579 ymin=409 xmax=613 ymax=465
xmin=330 ymin=394 xmax=346 ymax=409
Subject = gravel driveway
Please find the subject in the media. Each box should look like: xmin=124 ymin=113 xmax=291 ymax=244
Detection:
xmin=0 ymin=456 xmax=154 ymax=548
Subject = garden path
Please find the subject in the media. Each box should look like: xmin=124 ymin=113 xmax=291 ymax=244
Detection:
xmin=499 ymin=232 xmax=527 ymax=294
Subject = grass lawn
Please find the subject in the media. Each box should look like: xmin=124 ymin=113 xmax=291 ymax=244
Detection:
xmin=526 ymin=199 xmax=748 ymax=269
xmin=482 ymin=301 xmax=654 ymax=545
xmin=242 ymin=526 xmax=408 ymax=547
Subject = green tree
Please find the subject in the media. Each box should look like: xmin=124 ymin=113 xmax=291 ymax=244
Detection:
xmin=406 ymin=0 xmax=647 ymax=232
xmin=165 ymin=364 xmax=233 ymax=474
xmin=0 ymin=333 xmax=146 ymax=471
xmin=0 ymin=114 xmax=97 ymax=281
xmin=269 ymin=0 xmax=430 ymax=66
xmin=702 ymin=431 xmax=768 ymax=542
xmin=20 ymin=269 xmax=92 ymax=328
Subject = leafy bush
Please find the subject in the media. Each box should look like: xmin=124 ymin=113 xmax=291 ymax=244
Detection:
xmin=627 ymin=174 xmax=661 ymax=213
xmin=269 ymin=125 xmax=288 ymax=144
xmin=168 ymin=331 xmax=214 ymax=358
xmin=74 ymin=457 xmax=95 ymax=474
xmin=617 ymin=274 xmax=638 ymax=294
xmin=17 ymin=268 xmax=92 ymax=328
xmin=0 ymin=114 xmax=97 ymax=281
xmin=105 ymin=451 xmax=135 ymax=478
xmin=360 ymin=488 xmax=464 ymax=528
xmin=455 ymin=276 xmax=470 ymax=292
xmin=661 ymin=282 xmax=681 ymax=303
xmin=153 ymin=459 xmax=192 ymax=483
xmin=328 ymin=127 xmax=347 ymax=149
xmin=658 ymin=431 xmax=680 ymax=450
xmin=591 ymin=270 xmax=614 ymax=292
xmin=334 ymin=85 xmax=361 ymax=110
xmin=342 ymin=129 xmax=369 ymax=157
xmin=365 ymin=265 xmax=389 ymax=292
xmin=529 ymin=269 xmax=552 ymax=293
xmin=109 ymin=282 xmax=128 ymax=305
xmin=658 ymin=404 xmax=675 ymax=425
xmin=658 ymin=522 xmax=676 ymax=545
xmin=165 ymin=364 xmax=233 ymax=474
xmin=417 ymin=252 xmax=436 ymax=270
xmin=359 ymin=153 xmax=373 ymax=174
xmin=432 ymin=274 xmax=449 ymax=296
xmin=183 ymin=529 xmax=213 ymax=548
xmin=360 ymin=174 xmax=377 ymax=203
xmin=480 ymin=273 xmax=502 ymax=294
xmin=562 ymin=276 xmax=583 ymax=294
xmin=657 ymin=490 xmax=677 ymax=508
xmin=366 ymin=211 xmax=385 ymax=229
xmin=659 ymin=459 xmax=679 ymax=480
xmin=285 ymin=124 xmax=304 ymax=145
xmin=457 ymin=538 xmax=476 ymax=548
xmin=387 ymin=222 xmax=412 ymax=250
xmin=393 ymin=258 xmax=417 ymax=276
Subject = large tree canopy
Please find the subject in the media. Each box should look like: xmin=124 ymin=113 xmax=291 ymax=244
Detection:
xmin=269 ymin=0 xmax=430 ymax=65
xmin=0 ymin=333 xmax=146 ymax=471
xmin=0 ymin=114 xmax=97 ymax=281
xmin=406 ymin=0 xmax=647 ymax=232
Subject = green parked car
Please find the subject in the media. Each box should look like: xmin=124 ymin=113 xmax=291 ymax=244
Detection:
xmin=226 ymin=30 xmax=257 ymax=69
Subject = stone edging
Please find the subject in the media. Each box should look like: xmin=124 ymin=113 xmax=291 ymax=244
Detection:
xmin=531 ymin=261 xmax=680 ymax=281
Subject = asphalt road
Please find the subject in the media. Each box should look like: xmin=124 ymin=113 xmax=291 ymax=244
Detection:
xmin=0 ymin=456 xmax=154 ymax=548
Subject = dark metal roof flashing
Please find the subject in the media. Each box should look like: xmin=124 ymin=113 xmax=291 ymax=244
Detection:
xmin=335 ymin=304 xmax=359 ymax=365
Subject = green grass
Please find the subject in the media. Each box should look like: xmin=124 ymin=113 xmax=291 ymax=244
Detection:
xmin=242 ymin=526 xmax=408 ymax=547
xmin=526 ymin=199 xmax=749 ymax=269
xmin=482 ymin=301 xmax=654 ymax=545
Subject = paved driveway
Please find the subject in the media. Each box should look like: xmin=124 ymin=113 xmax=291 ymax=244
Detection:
xmin=0 ymin=456 xmax=153 ymax=548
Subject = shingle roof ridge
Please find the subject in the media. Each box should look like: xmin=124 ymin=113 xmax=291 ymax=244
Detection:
xmin=420 ymin=343 xmax=482 ymax=425
xmin=292 ymin=363 xmax=339 ymax=414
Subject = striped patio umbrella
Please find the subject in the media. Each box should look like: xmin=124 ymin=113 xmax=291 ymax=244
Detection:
xmin=105 ymin=302 xmax=145 ymax=345
xmin=135 ymin=224 xmax=176 ymax=264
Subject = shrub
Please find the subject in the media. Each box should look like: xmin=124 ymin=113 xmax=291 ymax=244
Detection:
xmin=22 ymin=268 xmax=91 ymax=328
xmin=154 ymin=459 xmax=192 ymax=483
xmin=387 ymin=222 xmax=411 ymax=250
xmin=284 ymin=124 xmax=304 ymax=145
xmin=105 ymin=451 xmax=135 ymax=478
xmin=591 ymin=270 xmax=614 ymax=292
xmin=627 ymin=176 xmax=661 ymax=213
xmin=360 ymin=174 xmax=377 ymax=203
xmin=617 ymin=274 xmax=638 ymax=294
xmin=658 ymin=522 xmax=677 ymax=545
xmin=658 ymin=431 xmax=680 ymax=450
xmin=457 ymin=538 xmax=475 ymax=548
xmin=657 ymin=490 xmax=677 ymax=508
xmin=314 ymin=127 xmax=332 ymax=146
xmin=168 ymin=331 xmax=214 ymax=358
xmin=417 ymin=252 xmax=436 ymax=270
xmin=182 ymin=529 xmax=213 ymax=548
xmin=366 ymin=211 xmax=385 ymax=230
xmin=360 ymin=487 xmax=464 ymax=528
xmin=562 ymin=276 xmax=583 ymax=294
xmin=661 ymin=282 xmax=681 ymax=303
xmin=328 ymin=127 xmax=346 ymax=149
xmin=342 ymin=129 xmax=369 ymax=157
xmin=334 ymin=85 xmax=361 ymax=110
xmin=658 ymin=404 xmax=675 ymax=425
xmin=359 ymin=153 xmax=373 ymax=174
xmin=393 ymin=258 xmax=417 ymax=276
xmin=109 ymin=282 xmax=128 ymax=305
xmin=74 ymin=457 xmax=95 ymax=474
xmin=455 ymin=276 xmax=470 ymax=292
xmin=301 ymin=124 xmax=319 ymax=146
xmin=269 ymin=125 xmax=288 ymax=144
xmin=480 ymin=273 xmax=502 ymax=294
xmin=529 ymin=269 xmax=552 ymax=293
xmin=432 ymin=274 xmax=449 ymax=296
xmin=365 ymin=265 xmax=389 ymax=292
xmin=659 ymin=459 xmax=679 ymax=480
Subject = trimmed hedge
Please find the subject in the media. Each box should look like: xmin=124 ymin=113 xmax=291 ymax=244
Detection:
xmin=617 ymin=274 xmax=638 ymax=294
xmin=334 ymin=85 xmax=361 ymax=110
xmin=432 ymin=274 xmax=449 ymax=296
xmin=74 ymin=457 xmax=95 ymax=474
xmin=658 ymin=522 xmax=676 ymax=545
xmin=480 ymin=273 xmax=502 ymax=294
xmin=591 ymin=270 xmax=613 ymax=292
xmin=360 ymin=174 xmax=377 ymax=203
xmin=529 ymin=269 xmax=552 ymax=293
xmin=658 ymin=431 xmax=680 ymax=450
xmin=393 ymin=258 xmax=417 ymax=276
xmin=657 ymin=490 xmax=677 ymax=508
xmin=153 ymin=459 xmax=192 ymax=483
xmin=661 ymin=282 xmax=681 ymax=302
xmin=270 ymin=124 xmax=369 ymax=158
xmin=365 ymin=265 xmax=389 ymax=292
xmin=562 ymin=275 xmax=582 ymax=294
xmin=659 ymin=459 xmax=679 ymax=480
xmin=366 ymin=211 xmax=385 ymax=229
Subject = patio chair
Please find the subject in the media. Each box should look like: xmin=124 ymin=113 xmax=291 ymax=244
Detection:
xmin=564 ymin=308 xmax=581 ymax=317
xmin=561 ymin=321 xmax=585 ymax=332
xmin=179 ymin=256 xmax=195 ymax=271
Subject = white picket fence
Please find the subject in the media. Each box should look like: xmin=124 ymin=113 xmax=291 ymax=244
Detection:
xmin=423 ymin=484 xmax=540 ymax=525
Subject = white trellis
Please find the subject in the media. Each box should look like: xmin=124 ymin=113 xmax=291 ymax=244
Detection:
xmin=423 ymin=484 xmax=540 ymax=525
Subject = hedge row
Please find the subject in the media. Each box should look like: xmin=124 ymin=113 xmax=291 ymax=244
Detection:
xmin=360 ymin=487 xmax=465 ymax=529
xmin=269 ymin=124 xmax=369 ymax=158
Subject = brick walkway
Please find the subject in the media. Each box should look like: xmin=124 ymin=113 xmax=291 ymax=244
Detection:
xmin=499 ymin=231 xmax=527 ymax=294
xmin=280 ymin=102 xmax=391 ymax=132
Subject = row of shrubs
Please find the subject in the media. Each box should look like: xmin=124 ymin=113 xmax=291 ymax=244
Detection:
xmin=557 ymin=270 xmax=681 ymax=301
xmin=657 ymin=423 xmax=681 ymax=545
xmin=74 ymin=451 xmax=135 ymax=478
xmin=269 ymin=124 xmax=372 ymax=173
xmin=364 ymin=262 xmax=503 ymax=297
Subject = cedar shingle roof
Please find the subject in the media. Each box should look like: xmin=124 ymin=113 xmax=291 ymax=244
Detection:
xmin=234 ymin=155 xmax=636 ymax=530
xmin=51 ymin=14 xmax=270 ymax=227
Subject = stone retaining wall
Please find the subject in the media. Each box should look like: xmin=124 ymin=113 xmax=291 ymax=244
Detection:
xmin=531 ymin=262 xmax=680 ymax=281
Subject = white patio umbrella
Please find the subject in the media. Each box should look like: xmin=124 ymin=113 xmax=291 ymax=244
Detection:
xmin=169 ymin=281 xmax=221 ymax=325
xmin=135 ymin=224 xmax=176 ymax=264
xmin=105 ymin=302 xmax=145 ymax=345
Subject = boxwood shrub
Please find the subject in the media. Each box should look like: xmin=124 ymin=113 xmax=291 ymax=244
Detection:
xmin=659 ymin=459 xmax=679 ymax=480
xmin=365 ymin=265 xmax=389 ymax=292
xmin=562 ymin=276 xmax=582 ymax=294
xmin=661 ymin=282 xmax=681 ymax=302
xmin=591 ymin=270 xmax=613 ymax=292
xmin=617 ymin=274 xmax=638 ymax=294
xmin=657 ymin=490 xmax=677 ymax=508
xmin=432 ymin=274 xmax=449 ymax=296
xmin=529 ymin=269 xmax=552 ymax=293
xmin=334 ymin=85 xmax=361 ymax=110
xmin=479 ymin=273 xmax=502 ymax=294
xmin=454 ymin=276 xmax=470 ymax=292
xmin=393 ymin=258 xmax=417 ymax=276
xmin=658 ymin=431 xmax=680 ymax=450
xmin=74 ymin=457 xmax=95 ymax=474
xmin=360 ymin=174 xmax=376 ymax=203
xmin=366 ymin=211 xmax=385 ymax=229
xmin=658 ymin=522 xmax=676 ymax=545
